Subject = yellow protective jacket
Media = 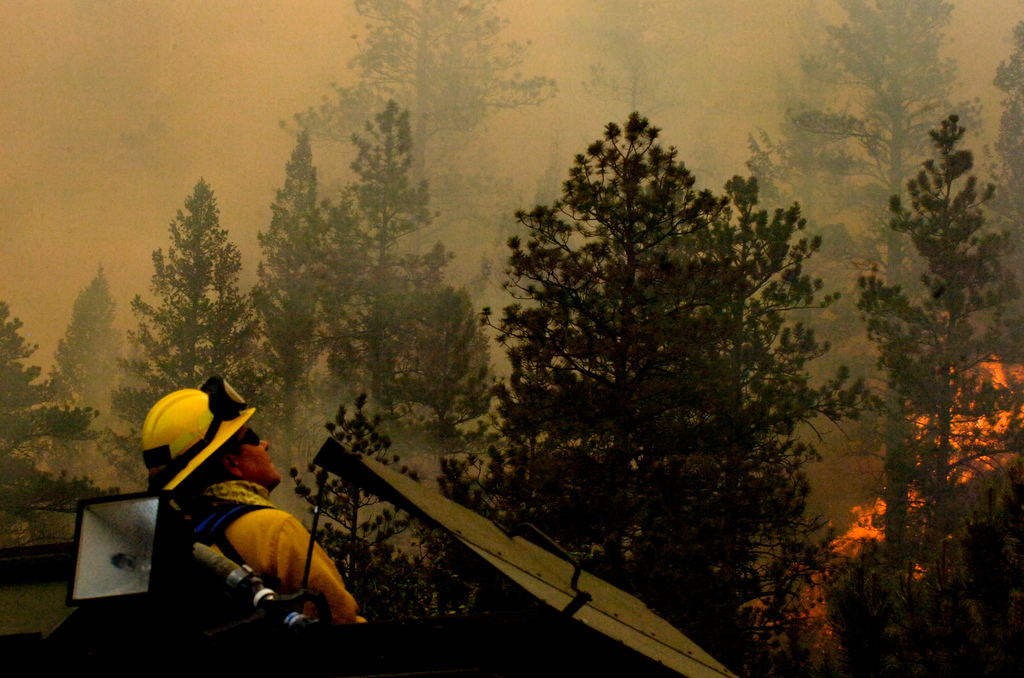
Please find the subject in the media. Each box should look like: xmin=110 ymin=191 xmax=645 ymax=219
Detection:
xmin=200 ymin=481 xmax=364 ymax=624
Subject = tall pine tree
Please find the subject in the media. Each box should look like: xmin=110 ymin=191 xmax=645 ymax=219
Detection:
xmin=0 ymin=301 xmax=99 ymax=546
xmin=50 ymin=266 xmax=121 ymax=412
xmin=115 ymin=179 xmax=259 ymax=425
xmin=323 ymin=101 xmax=448 ymax=417
xmin=754 ymin=0 xmax=971 ymax=285
xmin=254 ymin=131 xmax=330 ymax=462
xmin=858 ymin=116 xmax=1024 ymax=560
xmin=484 ymin=114 xmax=862 ymax=676
xmin=993 ymin=20 xmax=1024 ymax=231
xmin=296 ymin=0 xmax=555 ymax=177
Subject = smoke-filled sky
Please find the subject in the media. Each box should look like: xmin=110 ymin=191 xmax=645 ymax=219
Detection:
xmin=2 ymin=0 xmax=1022 ymax=366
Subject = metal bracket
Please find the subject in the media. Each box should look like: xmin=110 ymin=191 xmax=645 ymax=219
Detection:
xmin=511 ymin=522 xmax=592 ymax=615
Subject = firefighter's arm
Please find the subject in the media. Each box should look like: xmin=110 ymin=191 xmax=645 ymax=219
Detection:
xmin=226 ymin=510 xmax=365 ymax=624
xmin=274 ymin=515 xmax=366 ymax=624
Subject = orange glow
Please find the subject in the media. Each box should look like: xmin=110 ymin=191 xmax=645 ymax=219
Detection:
xmin=798 ymin=573 xmax=835 ymax=650
xmin=909 ymin=360 xmax=1024 ymax=485
xmin=815 ymin=362 xmax=1024 ymax=651
xmin=979 ymin=361 xmax=1024 ymax=388
xmin=832 ymin=499 xmax=885 ymax=558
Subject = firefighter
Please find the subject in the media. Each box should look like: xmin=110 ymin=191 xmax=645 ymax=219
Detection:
xmin=141 ymin=376 xmax=364 ymax=624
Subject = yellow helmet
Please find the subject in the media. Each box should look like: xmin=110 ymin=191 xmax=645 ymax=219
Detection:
xmin=142 ymin=376 xmax=255 ymax=491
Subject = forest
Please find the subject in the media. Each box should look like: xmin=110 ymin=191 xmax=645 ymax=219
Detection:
xmin=5 ymin=1 xmax=1024 ymax=676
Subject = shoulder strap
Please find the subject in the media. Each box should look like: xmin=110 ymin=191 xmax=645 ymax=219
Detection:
xmin=193 ymin=504 xmax=269 ymax=568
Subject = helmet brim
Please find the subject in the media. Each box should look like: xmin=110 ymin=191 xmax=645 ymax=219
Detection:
xmin=161 ymin=407 xmax=256 ymax=491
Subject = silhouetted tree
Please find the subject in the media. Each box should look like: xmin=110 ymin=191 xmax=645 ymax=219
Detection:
xmin=115 ymin=179 xmax=259 ymax=425
xmin=484 ymin=114 xmax=862 ymax=676
xmin=0 ymin=301 xmax=99 ymax=546
xmin=254 ymin=132 xmax=331 ymax=462
xmin=858 ymin=116 xmax=1024 ymax=560
xmin=50 ymin=266 xmax=121 ymax=412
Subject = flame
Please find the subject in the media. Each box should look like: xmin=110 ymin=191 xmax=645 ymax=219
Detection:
xmin=910 ymin=360 xmax=1024 ymax=485
xmin=810 ymin=361 xmax=1024 ymax=650
xmin=832 ymin=499 xmax=885 ymax=558
xmin=981 ymin=361 xmax=1022 ymax=388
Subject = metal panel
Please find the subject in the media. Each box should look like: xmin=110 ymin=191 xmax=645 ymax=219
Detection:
xmin=315 ymin=441 xmax=738 ymax=678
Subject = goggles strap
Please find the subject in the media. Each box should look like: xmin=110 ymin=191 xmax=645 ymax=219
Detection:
xmin=143 ymin=445 xmax=171 ymax=470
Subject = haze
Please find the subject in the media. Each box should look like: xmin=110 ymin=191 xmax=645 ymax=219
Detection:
xmin=1 ymin=0 xmax=1019 ymax=362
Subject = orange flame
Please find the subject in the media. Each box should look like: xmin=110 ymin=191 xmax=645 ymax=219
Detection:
xmin=813 ymin=360 xmax=1023 ymax=648
xmin=911 ymin=361 xmax=1024 ymax=485
xmin=832 ymin=499 xmax=885 ymax=558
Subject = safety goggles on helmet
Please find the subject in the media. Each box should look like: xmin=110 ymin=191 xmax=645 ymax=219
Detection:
xmin=202 ymin=375 xmax=247 ymax=423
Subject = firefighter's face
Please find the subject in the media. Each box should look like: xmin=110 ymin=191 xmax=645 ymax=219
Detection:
xmin=222 ymin=427 xmax=281 ymax=491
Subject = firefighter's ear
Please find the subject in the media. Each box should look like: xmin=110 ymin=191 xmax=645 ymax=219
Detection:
xmin=222 ymin=451 xmax=244 ymax=479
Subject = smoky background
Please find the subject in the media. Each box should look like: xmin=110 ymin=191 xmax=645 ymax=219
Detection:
xmin=2 ymin=0 xmax=1023 ymax=541
xmin=4 ymin=0 xmax=1014 ymax=351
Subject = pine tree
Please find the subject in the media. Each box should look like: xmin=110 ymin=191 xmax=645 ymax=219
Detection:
xmin=293 ymin=1 xmax=556 ymax=322
xmin=115 ymin=179 xmax=259 ymax=425
xmin=748 ymin=2 xmax=983 ymax=566
xmin=756 ymin=0 xmax=972 ymax=285
xmin=254 ymin=131 xmax=330 ymax=462
xmin=579 ymin=0 xmax=677 ymax=117
xmin=993 ymin=20 xmax=1024 ymax=230
xmin=394 ymin=285 xmax=492 ymax=455
xmin=50 ymin=266 xmax=121 ymax=412
xmin=323 ymin=102 xmax=449 ymax=417
xmin=484 ymin=114 xmax=862 ymax=675
xmin=0 ymin=301 xmax=99 ymax=546
xmin=296 ymin=0 xmax=555 ymax=177
xmin=858 ymin=116 xmax=1024 ymax=560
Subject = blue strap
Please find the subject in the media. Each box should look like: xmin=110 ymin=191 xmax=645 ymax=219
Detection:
xmin=194 ymin=504 xmax=269 ymax=567
xmin=195 ymin=504 xmax=255 ymax=537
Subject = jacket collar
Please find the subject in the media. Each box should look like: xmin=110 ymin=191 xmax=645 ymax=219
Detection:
xmin=201 ymin=480 xmax=276 ymax=508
